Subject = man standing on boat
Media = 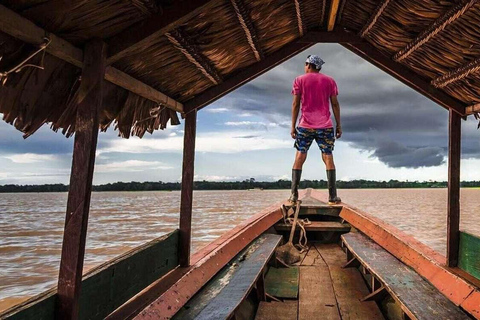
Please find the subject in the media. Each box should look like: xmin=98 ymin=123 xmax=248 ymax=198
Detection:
xmin=289 ymin=55 xmax=342 ymax=205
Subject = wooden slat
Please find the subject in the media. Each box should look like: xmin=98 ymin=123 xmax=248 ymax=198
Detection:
xmin=265 ymin=267 xmax=299 ymax=299
xmin=255 ymin=301 xmax=298 ymax=320
xmin=230 ymin=0 xmax=264 ymax=61
xmin=299 ymin=266 xmax=340 ymax=320
xmin=193 ymin=234 xmax=282 ymax=320
xmin=359 ymin=0 xmax=393 ymax=37
xmin=1 ymin=232 xmax=179 ymax=320
xmin=184 ymin=40 xmax=313 ymax=112
xmin=342 ymin=41 xmax=466 ymax=116
xmin=466 ymin=103 xmax=480 ymax=115
xmin=341 ymin=232 xmax=471 ymax=320
xmin=432 ymin=56 xmax=480 ymax=88
xmin=327 ymin=0 xmax=341 ymax=31
xmin=314 ymin=193 xmax=480 ymax=318
xmin=394 ymin=0 xmax=477 ymax=62
xmin=131 ymin=199 xmax=287 ymax=319
xmin=301 ymin=244 xmax=325 ymax=266
xmin=106 ymin=0 xmax=217 ymax=65
xmin=179 ymin=109 xmax=197 ymax=267
xmin=55 ymin=39 xmax=106 ymax=320
xmin=104 ymin=67 xmax=183 ymax=112
xmin=0 ymin=4 xmax=182 ymax=113
xmin=173 ymin=234 xmax=281 ymax=320
xmin=275 ymin=221 xmax=350 ymax=232
xmin=458 ymin=231 xmax=480 ymax=281
xmin=316 ymin=244 xmax=385 ymax=320
xmin=447 ymin=109 xmax=461 ymax=267
xmin=165 ymin=28 xmax=222 ymax=85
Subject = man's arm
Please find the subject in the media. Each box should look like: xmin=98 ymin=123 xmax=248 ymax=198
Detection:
xmin=330 ymin=95 xmax=342 ymax=139
xmin=291 ymin=94 xmax=301 ymax=139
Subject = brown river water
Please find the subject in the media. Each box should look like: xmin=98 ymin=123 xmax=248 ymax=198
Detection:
xmin=1 ymin=189 xmax=479 ymax=312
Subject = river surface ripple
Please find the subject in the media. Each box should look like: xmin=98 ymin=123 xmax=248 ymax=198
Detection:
xmin=0 ymin=189 xmax=479 ymax=311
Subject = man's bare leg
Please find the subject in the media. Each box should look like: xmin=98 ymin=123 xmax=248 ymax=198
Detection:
xmin=322 ymin=153 xmax=341 ymax=204
xmin=289 ymin=151 xmax=307 ymax=203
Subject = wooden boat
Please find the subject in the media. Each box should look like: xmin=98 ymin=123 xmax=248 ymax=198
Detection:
xmin=1 ymin=0 xmax=480 ymax=319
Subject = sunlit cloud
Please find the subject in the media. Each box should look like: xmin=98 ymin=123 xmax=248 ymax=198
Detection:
xmin=205 ymin=107 xmax=229 ymax=113
xmin=4 ymin=153 xmax=56 ymax=164
xmin=95 ymin=160 xmax=174 ymax=173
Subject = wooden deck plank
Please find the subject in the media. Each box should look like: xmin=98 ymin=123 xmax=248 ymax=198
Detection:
xmin=316 ymin=244 xmax=385 ymax=320
xmin=301 ymin=244 xmax=325 ymax=266
xmin=299 ymin=266 xmax=340 ymax=320
xmin=342 ymin=233 xmax=471 ymax=320
xmin=275 ymin=221 xmax=350 ymax=232
xmin=193 ymin=234 xmax=282 ymax=320
xmin=255 ymin=301 xmax=297 ymax=320
xmin=265 ymin=267 xmax=299 ymax=299
xmin=173 ymin=234 xmax=281 ymax=320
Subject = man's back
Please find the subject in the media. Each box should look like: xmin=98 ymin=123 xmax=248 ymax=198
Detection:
xmin=292 ymin=73 xmax=338 ymax=129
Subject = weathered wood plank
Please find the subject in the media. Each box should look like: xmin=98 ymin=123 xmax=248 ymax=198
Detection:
xmin=193 ymin=234 xmax=282 ymax=320
xmin=299 ymin=266 xmax=340 ymax=320
xmin=1 ymin=231 xmax=179 ymax=320
xmin=255 ymin=301 xmax=297 ymax=320
xmin=265 ymin=267 xmax=299 ymax=299
xmin=56 ymin=39 xmax=106 ymax=320
xmin=341 ymin=232 xmax=470 ymax=320
xmin=132 ymin=203 xmax=286 ymax=319
xmin=447 ymin=109 xmax=461 ymax=267
xmin=275 ymin=221 xmax=350 ymax=233
xmin=459 ymin=231 xmax=480 ymax=281
xmin=179 ymin=109 xmax=197 ymax=267
xmin=173 ymin=234 xmax=274 ymax=319
xmin=301 ymin=244 xmax=325 ymax=266
xmin=316 ymin=243 xmax=384 ymax=320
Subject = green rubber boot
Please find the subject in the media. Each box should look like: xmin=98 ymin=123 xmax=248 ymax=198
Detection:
xmin=327 ymin=169 xmax=341 ymax=204
xmin=288 ymin=169 xmax=302 ymax=204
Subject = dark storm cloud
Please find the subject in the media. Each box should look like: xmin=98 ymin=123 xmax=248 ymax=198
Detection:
xmin=212 ymin=43 xmax=480 ymax=168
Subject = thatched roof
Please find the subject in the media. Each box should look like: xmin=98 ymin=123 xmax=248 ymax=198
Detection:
xmin=0 ymin=0 xmax=479 ymax=139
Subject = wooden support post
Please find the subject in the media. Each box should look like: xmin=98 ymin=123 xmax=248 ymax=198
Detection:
xmin=179 ymin=109 xmax=197 ymax=267
xmin=447 ymin=109 xmax=461 ymax=267
xmin=56 ymin=39 xmax=106 ymax=320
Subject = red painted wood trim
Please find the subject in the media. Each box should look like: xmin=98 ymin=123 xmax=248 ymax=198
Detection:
xmin=56 ymin=39 xmax=106 ymax=320
xmin=307 ymin=189 xmax=480 ymax=319
xmin=447 ymin=109 xmax=461 ymax=267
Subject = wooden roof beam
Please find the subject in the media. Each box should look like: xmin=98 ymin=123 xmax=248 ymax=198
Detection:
xmin=229 ymin=0 xmax=264 ymax=61
xmin=293 ymin=0 xmax=306 ymax=36
xmin=166 ymin=28 xmax=222 ymax=85
xmin=432 ymin=56 xmax=480 ymax=88
xmin=106 ymin=0 xmax=217 ymax=65
xmin=359 ymin=0 xmax=393 ymax=38
xmin=394 ymin=0 xmax=477 ymax=62
xmin=0 ymin=5 xmax=183 ymax=113
xmin=466 ymin=103 xmax=480 ymax=115
xmin=342 ymin=41 xmax=466 ymax=116
xmin=184 ymin=40 xmax=314 ymax=113
xmin=327 ymin=0 xmax=341 ymax=31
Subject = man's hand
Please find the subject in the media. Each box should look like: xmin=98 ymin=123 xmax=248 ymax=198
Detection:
xmin=291 ymin=127 xmax=297 ymax=139
xmin=336 ymin=126 xmax=342 ymax=139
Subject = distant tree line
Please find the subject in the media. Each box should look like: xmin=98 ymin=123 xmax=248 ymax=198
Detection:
xmin=1 ymin=179 xmax=480 ymax=193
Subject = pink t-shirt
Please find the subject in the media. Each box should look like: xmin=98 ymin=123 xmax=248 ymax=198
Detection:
xmin=291 ymin=73 xmax=338 ymax=129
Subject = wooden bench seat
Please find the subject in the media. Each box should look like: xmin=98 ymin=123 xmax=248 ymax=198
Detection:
xmin=341 ymin=232 xmax=470 ymax=320
xmin=274 ymin=221 xmax=350 ymax=232
xmin=173 ymin=233 xmax=282 ymax=320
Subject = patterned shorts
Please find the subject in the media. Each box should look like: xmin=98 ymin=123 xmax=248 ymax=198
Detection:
xmin=294 ymin=127 xmax=335 ymax=154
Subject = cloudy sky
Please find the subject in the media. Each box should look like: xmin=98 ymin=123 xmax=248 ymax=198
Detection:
xmin=1 ymin=43 xmax=479 ymax=185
